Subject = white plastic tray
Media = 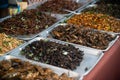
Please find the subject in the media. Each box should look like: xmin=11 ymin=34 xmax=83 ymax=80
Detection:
xmin=27 ymin=0 xmax=95 ymax=16
xmin=40 ymin=23 xmax=119 ymax=51
xmin=0 ymin=12 xmax=62 ymax=41
xmin=81 ymin=3 xmax=120 ymax=35
xmin=9 ymin=37 xmax=103 ymax=79
xmin=0 ymin=55 xmax=80 ymax=80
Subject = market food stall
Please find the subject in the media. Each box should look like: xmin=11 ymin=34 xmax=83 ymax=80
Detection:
xmin=0 ymin=0 xmax=120 ymax=80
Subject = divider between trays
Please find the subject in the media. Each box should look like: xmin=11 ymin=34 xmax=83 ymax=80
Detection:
xmin=0 ymin=55 xmax=80 ymax=80
xmin=8 ymin=37 xmax=103 ymax=79
xmin=38 ymin=17 xmax=68 ymax=37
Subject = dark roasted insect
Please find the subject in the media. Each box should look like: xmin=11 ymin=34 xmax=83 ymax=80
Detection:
xmin=0 ymin=9 xmax=57 ymax=35
xmin=0 ymin=59 xmax=74 ymax=80
xmin=37 ymin=0 xmax=82 ymax=14
xmin=50 ymin=25 xmax=116 ymax=49
xmin=21 ymin=39 xmax=84 ymax=70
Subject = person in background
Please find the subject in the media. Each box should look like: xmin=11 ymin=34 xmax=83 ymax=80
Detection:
xmin=0 ymin=0 xmax=9 ymax=18
xmin=0 ymin=0 xmax=23 ymax=18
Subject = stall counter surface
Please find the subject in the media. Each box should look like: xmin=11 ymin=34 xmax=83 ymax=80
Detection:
xmin=83 ymin=36 xmax=120 ymax=80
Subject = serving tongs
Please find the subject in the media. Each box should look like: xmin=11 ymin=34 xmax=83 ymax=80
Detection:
xmin=63 ymin=9 xmax=80 ymax=15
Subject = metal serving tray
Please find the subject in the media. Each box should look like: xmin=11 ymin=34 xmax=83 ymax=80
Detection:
xmin=9 ymin=37 xmax=103 ymax=80
xmin=0 ymin=55 xmax=80 ymax=80
xmin=79 ymin=3 xmax=120 ymax=35
xmin=27 ymin=0 xmax=96 ymax=17
xmin=40 ymin=23 xmax=119 ymax=51
xmin=0 ymin=12 xmax=64 ymax=41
